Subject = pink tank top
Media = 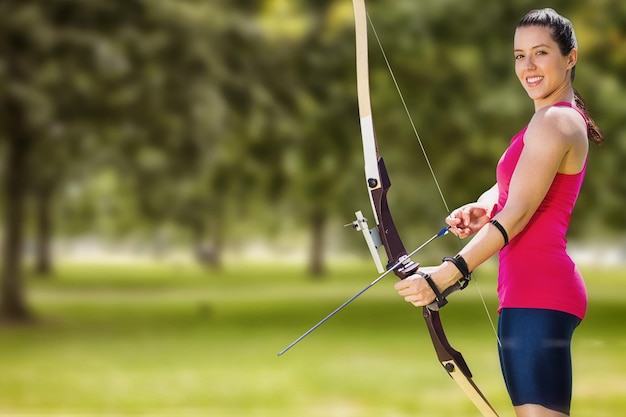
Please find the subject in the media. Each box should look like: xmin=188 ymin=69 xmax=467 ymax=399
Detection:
xmin=494 ymin=102 xmax=588 ymax=319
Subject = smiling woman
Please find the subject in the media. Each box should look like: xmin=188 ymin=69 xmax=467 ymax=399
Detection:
xmin=394 ymin=8 xmax=603 ymax=417
xmin=514 ymin=26 xmax=575 ymax=106
xmin=514 ymin=9 xmax=603 ymax=145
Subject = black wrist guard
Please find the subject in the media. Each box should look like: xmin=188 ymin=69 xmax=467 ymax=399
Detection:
xmin=416 ymin=270 xmax=449 ymax=308
xmin=442 ymin=254 xmax=471 ymax=289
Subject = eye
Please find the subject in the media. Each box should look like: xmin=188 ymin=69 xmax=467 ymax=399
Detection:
xmin=536 ymin=50 xmax=547 ymax=55
xmin=514 ymin=54 xmax=524 ymax=60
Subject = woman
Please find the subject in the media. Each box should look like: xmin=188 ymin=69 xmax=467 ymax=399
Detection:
xmin=394 ymin=8 xmax=602 ymax=417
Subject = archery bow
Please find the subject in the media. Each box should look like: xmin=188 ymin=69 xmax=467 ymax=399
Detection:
xmin=278 ymin=1 xmax=499 ymax=415
xmin=351 ymin=1 xmax=499 ymax=415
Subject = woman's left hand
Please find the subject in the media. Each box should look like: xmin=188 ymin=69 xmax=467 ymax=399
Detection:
xmin=394 ymin=266 xmax=440 ymax=307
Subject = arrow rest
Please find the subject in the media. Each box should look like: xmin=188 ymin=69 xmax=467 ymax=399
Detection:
xmin=347 ymin=210 xmax=384 ymax=273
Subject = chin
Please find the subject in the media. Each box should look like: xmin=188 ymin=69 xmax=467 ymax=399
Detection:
xmin=525 ymin=89 xmax=545 ymax=101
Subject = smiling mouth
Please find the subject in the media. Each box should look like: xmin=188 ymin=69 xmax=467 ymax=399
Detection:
xmin=526 ymin=76 xmax=544 ymax=86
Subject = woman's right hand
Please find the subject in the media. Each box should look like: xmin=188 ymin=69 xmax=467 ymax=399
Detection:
xmin=446 ymin=203 xmax=492 ymax=238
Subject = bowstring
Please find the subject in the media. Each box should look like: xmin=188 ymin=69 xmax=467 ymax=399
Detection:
xmin=366 ymin=13 xmax=502 ymax=348
xmin=366 ymin=14 xmax=449 ymax=215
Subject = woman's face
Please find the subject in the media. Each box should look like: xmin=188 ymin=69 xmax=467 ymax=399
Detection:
xmin=514 ymin=25 xmax=577 ymax=107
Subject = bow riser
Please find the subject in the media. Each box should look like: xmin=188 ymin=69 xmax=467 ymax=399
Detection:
xmin=370 ymin=157 xmax=420 ymax=277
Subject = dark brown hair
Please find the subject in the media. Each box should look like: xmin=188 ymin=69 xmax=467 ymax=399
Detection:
xmin=518 ymin=8 xmax=603 ymax=144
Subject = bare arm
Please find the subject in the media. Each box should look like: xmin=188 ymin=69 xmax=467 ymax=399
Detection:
xmin=477 ymin=183 xmax=499 ymax=207
xmin=397 ymin=106 xmax=588 ymax=306
xmin=460 ymin=107 xmax=577 ymax=267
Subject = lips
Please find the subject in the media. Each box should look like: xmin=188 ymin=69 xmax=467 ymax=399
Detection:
xmin=526 ymin=76 xmax=544 ymax=86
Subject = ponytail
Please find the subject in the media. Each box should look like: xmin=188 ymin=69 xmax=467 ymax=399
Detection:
xmin=574 ymin=89 xmax=603 ymax=145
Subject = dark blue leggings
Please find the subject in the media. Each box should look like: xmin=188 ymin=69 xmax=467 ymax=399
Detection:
xmin=498 ymin=308 xmax=581 ymax=415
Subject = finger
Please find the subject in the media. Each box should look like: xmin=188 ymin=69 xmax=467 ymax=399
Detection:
xmin=404 ymin=292 xmax=434 ymax=307
xmin=449 ymin=226 xmax=469 ymax=238
xmin=446 ymin=217 xmax=461 ymax=227
xmin=403 ymin=295 xmax=422 ymax=305
xmin=396 ymin=287 xmax=414 ymax=297
xmin=461 ymin=208 xmax=472 ymax=227
xmin=393 ymin=280 xmax=409 ymax=291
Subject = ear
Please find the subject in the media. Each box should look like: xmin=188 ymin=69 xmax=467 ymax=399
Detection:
xmin=567 ymin=49 xmax=578 ymax=69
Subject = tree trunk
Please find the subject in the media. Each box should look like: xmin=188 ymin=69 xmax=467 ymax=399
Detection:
xmin=0 ymin=97 xmax=33 ymax=321
xmin=1 ymin=1 xmax=37 ymax=321
xmin=308 ymin=208 xmax=326 ymax=279
xmin=192 ymin=217 xmax=223 ymax=270
xmin=34 ymin=181 xmax=55 ymax=277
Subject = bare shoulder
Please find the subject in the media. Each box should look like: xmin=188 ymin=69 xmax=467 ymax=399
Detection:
xmin=526 ymin=105 xmax=587 ymax=147
xmin=525 ymin=105 xmax=588 ymax=173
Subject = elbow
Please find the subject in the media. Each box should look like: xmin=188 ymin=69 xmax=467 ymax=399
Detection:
xmin=508 ymin=217 xmax=532 ymax=240
xmin=494 ymin=207 xmax=534 ymax=241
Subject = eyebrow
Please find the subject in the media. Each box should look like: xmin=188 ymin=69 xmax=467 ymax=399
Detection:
xmin=514 ymin=43 xmax=551 ymax=52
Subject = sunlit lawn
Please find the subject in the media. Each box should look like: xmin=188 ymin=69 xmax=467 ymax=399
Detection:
xmin=0 ymin=261 xmax=624 ymax=416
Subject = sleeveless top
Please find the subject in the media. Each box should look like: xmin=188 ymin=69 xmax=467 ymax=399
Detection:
xmin=493 ymin=102 xmax=588 ymax=319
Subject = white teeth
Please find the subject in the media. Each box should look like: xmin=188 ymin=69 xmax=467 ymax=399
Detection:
xmin=527 ymin=76 xmax=543 ymax=83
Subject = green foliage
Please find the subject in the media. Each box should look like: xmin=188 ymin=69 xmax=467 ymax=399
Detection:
xmin=0 ymin=262 xmax=624 ymax=416
xmin=1 ymin=0 xmax=625 ymax=266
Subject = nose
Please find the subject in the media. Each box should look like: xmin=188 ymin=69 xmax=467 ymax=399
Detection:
xmin=520 ymin=56 xmax=536 ymax=70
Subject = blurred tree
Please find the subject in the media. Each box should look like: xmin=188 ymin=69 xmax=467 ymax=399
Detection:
xmin=110 ymin=1 xmax=299 ymax=268
xmin=0 ymin=0 xmax=54 ymax=319
xmin=280 ymin=0 xmax=362 ymax=277
xmin=0 ymin=0 xmax=624 ymax=315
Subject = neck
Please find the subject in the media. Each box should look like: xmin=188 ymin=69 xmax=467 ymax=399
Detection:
xmin=534 ymin=81 xmax=575 ymax=112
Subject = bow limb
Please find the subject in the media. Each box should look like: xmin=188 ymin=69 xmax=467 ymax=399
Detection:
xmin=352 ymin=0 xmax=417 ymax=275
xmin=424 ymin=308 xmax=500 ymax=416
xmin=351 ymin=1 xmax=499 ymax=416
xmin=353 ymin=0 xmax=379 ymax=195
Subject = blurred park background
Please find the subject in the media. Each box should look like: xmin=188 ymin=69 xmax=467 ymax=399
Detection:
xmin=0 ymin=0 xmax=625 ymax=416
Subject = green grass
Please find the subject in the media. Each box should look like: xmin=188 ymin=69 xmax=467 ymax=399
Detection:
xmin=0 ymin=261 xmax=624 ymax=416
